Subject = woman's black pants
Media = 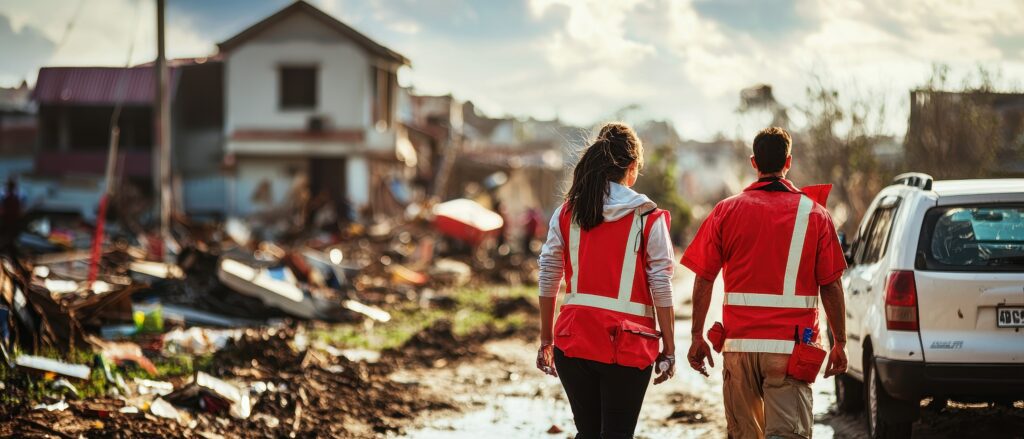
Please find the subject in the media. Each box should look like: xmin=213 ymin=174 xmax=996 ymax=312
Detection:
xmin=554 ymin=347 xmax=653 ymax=439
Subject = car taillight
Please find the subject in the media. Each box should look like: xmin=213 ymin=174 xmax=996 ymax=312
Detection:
xmin=885 ymin=270 xmax=919 ymax=331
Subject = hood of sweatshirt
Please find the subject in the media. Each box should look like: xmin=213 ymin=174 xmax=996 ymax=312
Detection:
xmin=603 ymin=182 xmax=657 ymax=222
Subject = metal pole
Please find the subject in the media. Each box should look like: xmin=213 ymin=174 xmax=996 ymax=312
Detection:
xmin=155 ymin=0 xmax=172 ymax=260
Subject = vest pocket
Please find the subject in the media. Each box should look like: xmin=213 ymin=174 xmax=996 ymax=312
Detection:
xmin=786 ymin=342 xmax=827 ymax=383
xmin=614 ymin=320 xmax=661 ymax=369
xmin=553 ymin=310 xmax=579 ymax=356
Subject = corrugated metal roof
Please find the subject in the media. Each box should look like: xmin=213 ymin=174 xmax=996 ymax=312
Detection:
xmin=33 ymin=66 xmax=181 ymax=105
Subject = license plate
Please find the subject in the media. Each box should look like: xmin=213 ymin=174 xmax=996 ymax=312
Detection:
xmin=997 ymin=306 xmax=1024 ymax=328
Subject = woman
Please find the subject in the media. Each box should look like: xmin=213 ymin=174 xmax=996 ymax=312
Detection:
xmin=536 ymin=123 xmax=677 ymax=439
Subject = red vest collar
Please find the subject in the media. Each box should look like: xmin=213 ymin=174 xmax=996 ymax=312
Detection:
xmin=742 ymin=178 xmax=833 ymax=207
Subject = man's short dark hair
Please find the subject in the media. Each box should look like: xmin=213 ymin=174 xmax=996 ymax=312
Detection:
xmin=752 ymin=127 xmax=792 ymax=173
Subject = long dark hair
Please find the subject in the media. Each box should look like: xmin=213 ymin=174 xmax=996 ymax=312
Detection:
xmin=566 ymin=123 xmax=644 ymax=231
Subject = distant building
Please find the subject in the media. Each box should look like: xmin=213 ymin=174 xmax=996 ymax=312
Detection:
xmin=0 ymin=81 xmax=36 ymax=181
xmin=217 ymin=0 xmax=412 ymax=217
xmin=24 ymin=0 xmax=415 ymax=220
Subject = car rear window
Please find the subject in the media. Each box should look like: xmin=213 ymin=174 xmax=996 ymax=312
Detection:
xmin=918 ymin=204 xmax=1024 ymax=271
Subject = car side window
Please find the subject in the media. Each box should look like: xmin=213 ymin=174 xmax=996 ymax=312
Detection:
xmin=851 ymin=211 xmax=877 ymax=266
xmin=858 ymin=206 xmax=898 ymax=265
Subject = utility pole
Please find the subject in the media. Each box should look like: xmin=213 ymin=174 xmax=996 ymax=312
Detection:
xmin=154 ymin=0 xmax=172 ymax=260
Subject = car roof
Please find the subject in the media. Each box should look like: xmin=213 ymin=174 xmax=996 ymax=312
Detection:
xmin=930 ymin=179 xmax=1024 ymax=197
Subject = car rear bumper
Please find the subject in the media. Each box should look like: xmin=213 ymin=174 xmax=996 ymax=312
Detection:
xmin=875 ymin=358 xmax=1024 ymax=401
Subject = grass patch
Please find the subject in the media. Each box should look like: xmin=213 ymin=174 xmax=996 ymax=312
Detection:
xmin=1 ymin=346 xmax=215 ymax=407
xmin=312 ymin=284 xmax=535 ymax=351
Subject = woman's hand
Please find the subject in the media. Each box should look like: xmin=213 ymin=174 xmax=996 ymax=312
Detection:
xmin=653 ymin=351 xmax=675 ymax=385
xmin=536 ymin=342 xmax=558 ymax=377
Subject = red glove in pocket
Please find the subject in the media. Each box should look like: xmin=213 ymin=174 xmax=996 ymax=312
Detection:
xmin=787 ymin=342 xmax=827 ymax=383
xmin=706 ymin=322 xmax=725 ymax=353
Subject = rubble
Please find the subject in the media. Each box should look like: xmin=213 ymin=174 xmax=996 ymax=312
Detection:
xmin=0 ymin=193 xmax=539 ymax=437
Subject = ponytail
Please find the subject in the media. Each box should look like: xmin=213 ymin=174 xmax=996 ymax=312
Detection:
xmin=566 ymin=123 xmax=644 ymax=230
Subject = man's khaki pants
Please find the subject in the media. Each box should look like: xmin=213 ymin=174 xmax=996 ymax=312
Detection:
xmin=723 ymin=352 xmax=813 ymax=439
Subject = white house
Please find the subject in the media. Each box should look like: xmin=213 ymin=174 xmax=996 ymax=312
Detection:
xmin=213 ymin=1 xmax=412 ymax=217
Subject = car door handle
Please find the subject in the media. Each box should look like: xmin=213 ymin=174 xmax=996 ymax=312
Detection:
xmin=866 ymin=286 xmax=873 ymax=293
xmin=851 ymin=289 xmax=860 ymax=295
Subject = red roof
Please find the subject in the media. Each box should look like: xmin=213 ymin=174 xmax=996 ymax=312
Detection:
xmin=33 ymin=66 xmax=182 ymax=105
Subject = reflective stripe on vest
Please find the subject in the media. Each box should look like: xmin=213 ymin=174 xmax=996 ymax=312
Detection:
xmin=723 ymin=338 xmax=795 ymax=354
xmin=563 ymin=209 xmax=654 ymax=318
xmin=724 ymin=195 xmax=816 ymax=309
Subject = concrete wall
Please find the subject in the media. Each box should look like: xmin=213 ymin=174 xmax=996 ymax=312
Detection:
xmin=345 ymin=156 xmax=369 ymax=208
xmin=230 ymin=157 xmax=308 ymax=216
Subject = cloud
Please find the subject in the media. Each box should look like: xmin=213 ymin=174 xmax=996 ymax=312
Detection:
xmin=3 ymin=0 xmax=213 ymax=76
xmin=2 ymin=0 xmax=1023 ymax=140
xmin=691 ymin=0 xmax=816 ymax=40
xmin=0 ymin=14 xmax=54 ymax=84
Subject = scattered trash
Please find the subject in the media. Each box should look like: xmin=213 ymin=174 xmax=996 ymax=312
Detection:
xmin=342 ymin=300 xmax=391 ymax=323
xmin=0 ymin=180 xmax=542 ymax=437
xmin=149 ymin=397 xmax=181 ymax=421
xmin=432 ymin=198 xmax=504 ymax=245
xmin=546 ymin=424 xmax=564 ymax=434
xmin=15 ymin=355 xmax=91 ymax=380
xmin=161 ymin=327 xmax=242 ymax=355
xmin=430 ymin=258 xmax=472 ymax=286
xmin=32 ymin=400 xmax=70 ymax=412
xmin=128 ymin=260 xmax=183 ymax=281
xmin=165 ymin=372 xmax=251 ymax=420
xmin=134 ymin=378 xmax=174 ymax=396
xmin=217 ymin=259 xmax=318 ymax=319
xmin=50 ymin=379 xmax=79 ymax=400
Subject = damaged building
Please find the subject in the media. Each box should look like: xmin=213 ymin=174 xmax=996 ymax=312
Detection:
xmin=21 ymin=0 xmax=416 ymax=222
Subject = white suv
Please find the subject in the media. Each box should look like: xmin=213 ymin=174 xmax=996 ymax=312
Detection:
xmin=833 ymin=173 xmax=1024 ymax=438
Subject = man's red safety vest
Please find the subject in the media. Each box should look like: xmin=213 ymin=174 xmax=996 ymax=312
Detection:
xmin=682 ymin=179 xmax=846 ymax=354
xmin=553 ymin=204 xmax=670 ymax=369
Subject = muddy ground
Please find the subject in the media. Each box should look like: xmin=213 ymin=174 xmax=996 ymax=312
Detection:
xmin=400 ymin=272 xmax=1024 ymax=439
xmin=4 ymin=272 xmax=1022 ymax=438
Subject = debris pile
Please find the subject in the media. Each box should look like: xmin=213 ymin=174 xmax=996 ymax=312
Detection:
xmin=0 ymin=195 xmax=541 ymax=437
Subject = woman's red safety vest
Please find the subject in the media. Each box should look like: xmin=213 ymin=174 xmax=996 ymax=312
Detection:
xmin=553 ymin=204 xmax=670 ymax=369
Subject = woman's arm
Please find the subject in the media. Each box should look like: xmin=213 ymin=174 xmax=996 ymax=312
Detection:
xmin=536 ymin=207 xmax=564 ymax=376
xmin=537 ymin=205 xmax=565 ymax=304
xmin=646 ymin=214 xmax=677 ymax=383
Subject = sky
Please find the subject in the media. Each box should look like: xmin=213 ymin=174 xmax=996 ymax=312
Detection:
xmin=2 ymin=0 xmax=1023 ymax=141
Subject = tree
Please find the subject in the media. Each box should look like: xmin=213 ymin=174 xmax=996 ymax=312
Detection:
xmin=904 ymin=65 xmax=1005 ymax=179
xmin=791 ymin=81 xmax=889 ymax=235
xmin=633 ymin=143 xmax=692 ymax=244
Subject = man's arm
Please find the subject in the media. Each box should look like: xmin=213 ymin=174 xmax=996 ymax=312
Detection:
xmin=690 ymin=275 xmax=714 ymax=337
xmin=686 ymin=275 xmax=715 ymax=376
xmin=820 ymin=279 xmax=848 ymax=377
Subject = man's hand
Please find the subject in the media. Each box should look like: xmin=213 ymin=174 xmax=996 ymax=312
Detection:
xmin=687 ymin=336 xmax=715 ymax=377
xmin=536 ymin=343 xmax=557 ymax=377
xmin=824 ymin=343 xmax=848 ymax=378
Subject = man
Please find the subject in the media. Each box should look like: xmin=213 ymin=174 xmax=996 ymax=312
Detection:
xmin=681 ymin=127 xmax=848 ymax=439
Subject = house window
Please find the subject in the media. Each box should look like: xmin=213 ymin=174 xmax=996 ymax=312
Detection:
xmin=279 ymin=66 xmax=317 ymax=110
xmin=371 ymin=66 xmax=396 ymax=129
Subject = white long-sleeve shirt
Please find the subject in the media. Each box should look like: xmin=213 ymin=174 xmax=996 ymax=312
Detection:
xmin=538 ymin=183 xmax=675 ymax=307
